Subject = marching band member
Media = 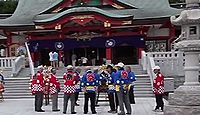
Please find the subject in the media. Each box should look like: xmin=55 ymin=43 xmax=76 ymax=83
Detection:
xmin=74 ymin=67 xmax=81 ymax=106
xmin=0 ymin=70 xmax=5 ymax=102
xmin=106 ymin=64 xmax=118 ymax=113
xmin=153 ymin=66 xmax=164 ymax=112
xmin=31 ymin=65 xmax=45 ymax=112
xmin=49 ymin=68 xmax=60 ymax=112
xmin=125 ymin=66 xmax=136 ymax=104
xmin=63 ymin=65 xmax=77 ymax=114
xmin=81 ymin=68 xmax=100 ymax=114
xmin=114 ymin=62 xmax=135 ymax=115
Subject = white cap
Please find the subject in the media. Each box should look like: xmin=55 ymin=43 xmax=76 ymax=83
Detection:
xmin=66 ymin=65 xmax=73 ymax=70
xmin=153 ymin=66 xmax=160 ymax=70
xmin=37 ymin=65 xmax=43 ymax=69
xmin=115 ymin=62 xmax=124 ymax=68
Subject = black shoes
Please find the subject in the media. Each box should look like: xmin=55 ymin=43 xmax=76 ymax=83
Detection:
xmin=36 ymin=110 xmax=45 ymax=112
xmin=71 ymin=112 xmax=77 ymax=114
xmin=92 ymin=111 xmax=97 ymax=114
xmin=75 ymin=103 xmax=80 ymax=106
xmin=52 ymin=109 xmax=60 ymax=112
xmin=108 ymin=110 xmax=117 ymax=113
xmin=63 ymin=112 xmax=66 ymax=114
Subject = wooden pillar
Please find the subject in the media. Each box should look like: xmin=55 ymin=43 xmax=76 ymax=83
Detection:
xmin=168 ymin=23 xmax=176 ymax=51
xmin=138 ymin=48 xmax=144 ymax=65
xmin=105 ymin=29 xmax=112 ymax=64
xmin=6 ymin=33 xmax=12 ymax=57
xmin=106 ymin=48 xmax=112 ymax=64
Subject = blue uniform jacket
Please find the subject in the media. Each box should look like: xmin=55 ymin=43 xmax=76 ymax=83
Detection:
xmin=81 ymin=72 xmax=100 ymax=93
xmin=114 ymin=69 xmax=136 ymax=91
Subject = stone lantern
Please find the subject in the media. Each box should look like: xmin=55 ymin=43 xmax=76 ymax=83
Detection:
xmin=165 ymin=0 xmax=200 ymax=115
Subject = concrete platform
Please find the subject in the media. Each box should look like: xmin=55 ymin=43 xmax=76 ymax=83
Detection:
xmin=0 ymin=98 xmax=165 ymax=115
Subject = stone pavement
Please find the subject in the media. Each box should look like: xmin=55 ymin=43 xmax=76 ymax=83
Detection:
xmin=0 ymin=98 xmax=165 ymax=115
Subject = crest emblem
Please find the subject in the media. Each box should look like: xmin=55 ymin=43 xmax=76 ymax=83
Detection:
xmin=105 ymin=39 xmax=115 ymax=47
xmin=121 ymin=71 xmax=128 ymax=79
xmin=87 ymin=73 xmax=95 ymax=82
xmin=55 ymin=42 xmax=64 ymax=50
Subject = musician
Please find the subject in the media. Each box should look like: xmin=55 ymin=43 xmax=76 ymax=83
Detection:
xmin=81 ymin=68 xmax=100 ymax=114
xmin=31 ymin=65 xmax=45 ymax=112
xmin=153 ymin=66 xmax=164 ymax=112
xmin=106 ymin=64 xmax=118 ymax=113
xmin=49 ymin=68 xmax=60 ymax=111
xmin=0 ymin=70 xmax=5 ymax=101
xmin=63 ymin=65 xmax=77 ymax=114
xmin=125 ymin=66 xmax=136 ymax=104
xmin=114 ymin=62 xmax=135 ymax=115
xmin=74 ymin=67 xmax=81 ymax=106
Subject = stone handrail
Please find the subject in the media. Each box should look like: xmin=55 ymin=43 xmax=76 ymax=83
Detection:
xmin=0 ymin=57 xmax=16 ymax=68
xmin=25 ymin=42 xmax=35 ymax=78
xmin=146 ymin=56 xmax=156 ymax=89
xmin=12 ymin=55 xmax=25 ymax=77
xmin=141 ymin=51 xmax=181 ymax=92
xmin=142 ymin=51 xmax=185 ymax=76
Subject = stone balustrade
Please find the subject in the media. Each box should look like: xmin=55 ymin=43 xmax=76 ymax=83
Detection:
xmin=0 ymin=55 xmax=25 ymax=77
xmin=12 ymin=55 xmax=25 ymax=77
xmin=0 ymin=57 xmax=16 ymax=69
xmin=141 ymin=51 xmax=185 ymax=77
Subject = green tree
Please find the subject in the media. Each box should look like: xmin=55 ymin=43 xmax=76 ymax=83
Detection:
xmin=169 ymin=0 xmax=185 ymax=3
xmin=0 ymin=1 xmax=18 ymax=14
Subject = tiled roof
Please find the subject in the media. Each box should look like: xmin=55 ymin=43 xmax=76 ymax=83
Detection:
xmin=35 ymin=7 xmax=133 ymax=23
xmin=0 ymin=0 xmax=182 ymax=27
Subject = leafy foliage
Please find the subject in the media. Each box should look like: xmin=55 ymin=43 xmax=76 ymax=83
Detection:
xmin=169 ymin=0 xmax=185 ymax=3
xmin=0 ymin=1 xmax=18 ymax=14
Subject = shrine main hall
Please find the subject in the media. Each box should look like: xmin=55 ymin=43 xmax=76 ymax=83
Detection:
xmin=0 ymin=0 xmax=181 ymax=66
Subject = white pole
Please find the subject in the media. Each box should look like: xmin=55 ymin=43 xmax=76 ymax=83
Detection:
xmin=25 ymin=42 xmax=35 ymax=78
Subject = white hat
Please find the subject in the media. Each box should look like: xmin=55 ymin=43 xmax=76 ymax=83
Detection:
xmin=37 ymin=65 xmax=43 ymax=69
xmin=153 ymin=66 xmax=160 ymax=70
xmin=115 ymin=62 xmax=124 ymax=68
xmin=66 ymin=65 xmax=73 ymax=70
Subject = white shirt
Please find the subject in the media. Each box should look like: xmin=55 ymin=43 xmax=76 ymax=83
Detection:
xmin=82 ymin=57 xmax=88 ymax=64
xmin=49 ymin=52 xmax=53 ymax=61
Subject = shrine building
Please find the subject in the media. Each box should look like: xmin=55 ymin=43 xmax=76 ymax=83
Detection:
xmin=0 ymin=0 xmax=181 ymax=66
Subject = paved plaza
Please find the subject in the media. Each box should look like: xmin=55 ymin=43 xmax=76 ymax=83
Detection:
xmin=0 ymin=98 xmax=165 ymax=115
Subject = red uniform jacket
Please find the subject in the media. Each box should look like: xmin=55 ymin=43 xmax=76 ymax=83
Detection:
xmin=153 ymin=72 xmax=164 ymax=95
xmin=49 ymin=74 xmax=60 ymax=95
xmin=63 ymin=71 xmax=77 ymax=94
xmin=31 ymin=72 xmax=45 ymax=94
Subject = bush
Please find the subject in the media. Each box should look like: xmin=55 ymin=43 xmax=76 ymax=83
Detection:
xmin=0 ymin=1 xmax=18 ymax=14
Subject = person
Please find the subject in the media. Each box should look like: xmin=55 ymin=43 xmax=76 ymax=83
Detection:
xmin=114 ymin=62 xmax=135 ymax=115
xmin=74 ymin=67 xmax=81 ymax=106
xmin=49 ymin=68 xmax=60 ymax=112
xmin=63 ymin=65 xmax=77 ymax=114
xmin=106 ymin=65 xmax=118 ymax=113
xmin=0 ymin=70 xmax=5 ymax=102
xmin=49 ymin=51 xmax=53 ymax=66
xmin=125 ymin=66 xmax=136 ymax=104
xmin=71 ymin=53 xmax=77 ymax=67
xmin=91 ymin=51 xmax=96 ymax=66
xmin=53 ymin=51 xmax=59 ymax=69
xmin=31 ymin=65 xmax=45 ymax=112
xmin=82 ymin=57 xmax=88 ymax=66
xmin=152 ymin=66 xmax=164 ymax=112
xmin=81 ymin=68 xmax=99 ymax=114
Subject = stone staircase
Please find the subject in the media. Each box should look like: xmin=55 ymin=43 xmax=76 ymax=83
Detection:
xmin=3 ymin=65 xmax=154 ymax=99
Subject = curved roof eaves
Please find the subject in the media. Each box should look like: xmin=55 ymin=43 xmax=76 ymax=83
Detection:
xmin=0 ymin=0 xmax=59 ymax=26
xmin=34 ymin=7 xmax=133 ymax=23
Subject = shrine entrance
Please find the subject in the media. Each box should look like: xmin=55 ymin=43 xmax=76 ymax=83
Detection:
xmin=112 ymin=46 xmax=138 ymax=64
